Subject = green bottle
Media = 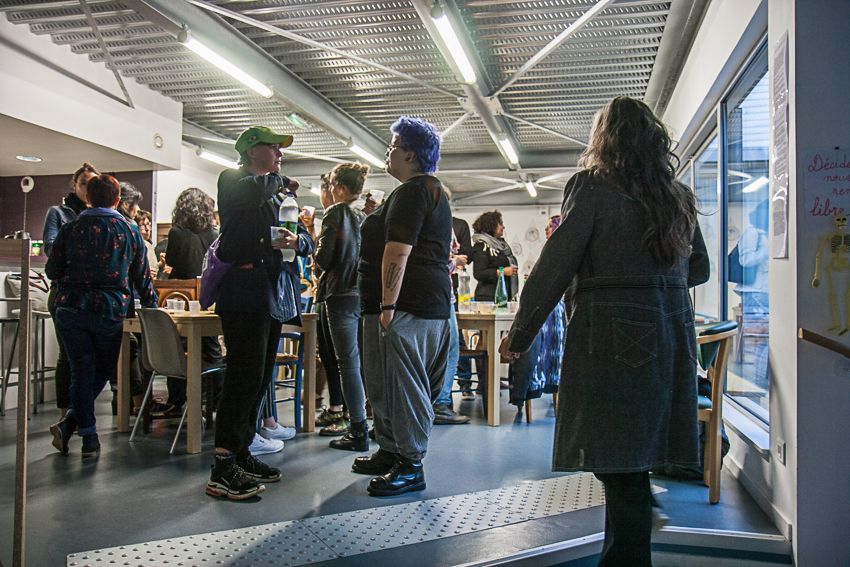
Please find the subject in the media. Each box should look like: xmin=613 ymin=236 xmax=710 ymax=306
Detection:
xmin=495 ymin=266 xmax=508 ymax=312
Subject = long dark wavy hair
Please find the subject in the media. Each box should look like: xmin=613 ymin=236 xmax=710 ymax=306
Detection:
xmin=579 ymin=97 xmax=696 ymax=268
xmin=172 ymin=188 xmax=216 ymax=233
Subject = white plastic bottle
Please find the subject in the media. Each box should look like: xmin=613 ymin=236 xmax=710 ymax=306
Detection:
xmin=278 ymin=193 xmax=298 ymax=262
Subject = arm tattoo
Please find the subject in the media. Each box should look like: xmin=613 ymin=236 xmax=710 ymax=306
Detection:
xmin=384 ymin=263 xmax=404 ymax=289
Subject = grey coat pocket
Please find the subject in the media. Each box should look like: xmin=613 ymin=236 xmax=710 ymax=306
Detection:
xmin=612 ymin=318 xmax=657 ymax=368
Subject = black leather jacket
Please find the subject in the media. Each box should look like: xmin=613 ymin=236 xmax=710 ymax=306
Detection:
xmin=315 ymin=201 xmax=365 ymax=302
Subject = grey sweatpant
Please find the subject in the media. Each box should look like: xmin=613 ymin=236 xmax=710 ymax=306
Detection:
xmin=362 ymin=312 xmax=451 ymax=460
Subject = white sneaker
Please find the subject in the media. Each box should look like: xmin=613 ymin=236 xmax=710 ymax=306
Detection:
xmin=261 ymin=423 xmax=296 ymax=441
xmin=248 ymin=433 xmax=283 ymax=455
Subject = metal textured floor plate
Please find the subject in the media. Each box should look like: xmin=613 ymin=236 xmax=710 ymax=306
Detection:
xmin=66 ymin=520 xmax=337 ymax=567
xmin=475 ymin=473 xmax=606 ymax=518
xmin=303 ymin=493 xmax=524 ymax=557
xmin=67 ymin=475 xmax=603 ymax=566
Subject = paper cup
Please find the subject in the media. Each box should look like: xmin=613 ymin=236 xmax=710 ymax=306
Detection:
xmin=134 ymin=299 xmax=141 ymax=309
xmin=188 ymin=300 xmax=201 ymax=315
xmin=369 ymin=189 xmax=385 ymax=203
xmin=302 ymin=205 xmax=316 ymax=218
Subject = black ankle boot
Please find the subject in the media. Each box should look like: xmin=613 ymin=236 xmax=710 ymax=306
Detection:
xmin=352 ymin=448 xmax=397 ymax=475
xmin=367 ymin=456 xmax=425 ymax=496
xmin=329 ymin=420 xmax=370 ymax=452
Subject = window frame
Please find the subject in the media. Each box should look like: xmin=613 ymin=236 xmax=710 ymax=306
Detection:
xmin=675 ymin=35 xmax=770 ymax=426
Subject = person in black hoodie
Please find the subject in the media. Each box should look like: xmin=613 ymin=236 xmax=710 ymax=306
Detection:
xmin=205 ymin=126 xmax=314 ymax=501
xmin=44 ymin=162 xmax=96 ymax=423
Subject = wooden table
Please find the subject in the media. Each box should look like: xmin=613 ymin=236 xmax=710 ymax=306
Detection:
xmin=456 ymin=312 xmax=516 ymax=427
xmin=117 ymin=311 xmax=318 ymax=453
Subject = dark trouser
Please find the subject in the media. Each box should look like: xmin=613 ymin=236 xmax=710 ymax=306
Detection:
xmin=325 ymin=295 xmax=366 ymax=423
xmin=593 ymin=471 xmax=653 ymax=567
xmin=215 ymin=311 xmax=282 ymax=455
xmin=167 ymin=336 xmax=223 ymax=407
xmin=456 ymin=321 xmax=472 ymax=389
xmin=47 ymin=284 xmax=71 ymax=409
xmin=54 ymin=307 xmax=124 ymax=436
xmin=316 ymin=301 xmax=344 ymax=408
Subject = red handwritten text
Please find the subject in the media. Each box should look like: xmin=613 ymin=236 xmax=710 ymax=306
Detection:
xmin=810 ymin=196 xmax=846 ymax=217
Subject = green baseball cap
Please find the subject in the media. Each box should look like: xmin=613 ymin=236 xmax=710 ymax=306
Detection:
xmin=235 ymin=126 xmax=294 ymax=153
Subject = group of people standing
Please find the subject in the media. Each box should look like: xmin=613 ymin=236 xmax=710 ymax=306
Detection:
xmin=41 ymin=95 xmax=710 ymax=565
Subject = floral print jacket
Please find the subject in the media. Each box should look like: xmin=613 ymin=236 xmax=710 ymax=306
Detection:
xmin=46 ymin=207 xmax=157 ymax=321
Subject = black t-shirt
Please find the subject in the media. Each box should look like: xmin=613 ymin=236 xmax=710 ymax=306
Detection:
xmin=358 ymin=175 xmax=452 ymax=319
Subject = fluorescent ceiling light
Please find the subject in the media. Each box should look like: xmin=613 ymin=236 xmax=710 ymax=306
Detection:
xmin=742 ymin=176 xmax=769 ymax=193
xmin=286 ymin=113 xmax=309 ymax=128
xmin=182 ymin=35 xmax=273 ymax=98
xmin=197 ymin=148 xmax=239 ymax=169
xmin=524 ymin=181 xmax=537 ymax=198
xmin=16 ymin=155 xmax=42 ymax=162
xmin=498 ymin=136 xmax=519 ymax=165
xmin=310 ymin=186 xmax=322 ymax=196
xmin=431 ymin=8 xmax=476 ymax=84
xmin=349 ymin=143 xmax=386 ymax=169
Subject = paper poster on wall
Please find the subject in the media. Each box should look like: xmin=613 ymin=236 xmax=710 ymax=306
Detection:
xmin=771 ymin=32 xmax=789 ymax=258
xmin=803 ymin=146 xmax=850 ymax=232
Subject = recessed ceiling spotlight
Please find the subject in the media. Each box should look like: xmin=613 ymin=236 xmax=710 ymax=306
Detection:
xmin=16 ymin=155 xmax=42 ymax=162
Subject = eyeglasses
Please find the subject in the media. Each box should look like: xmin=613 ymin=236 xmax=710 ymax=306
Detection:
xmin=386 ymin=143 xmax=408 ymax=153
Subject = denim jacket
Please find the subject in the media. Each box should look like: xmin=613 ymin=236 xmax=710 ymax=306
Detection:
xmin=43 ymin=192 xmax=87 ymax=256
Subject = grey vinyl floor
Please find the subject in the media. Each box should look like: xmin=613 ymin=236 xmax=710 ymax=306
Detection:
xmin=0 ymin=388 xmax=780 ymax=567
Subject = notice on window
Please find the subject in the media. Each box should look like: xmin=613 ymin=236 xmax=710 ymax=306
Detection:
xmin=803 ymin=147 xmax=850 ymax=233
xmin=771 ymin=32 xmax=789 ymax=258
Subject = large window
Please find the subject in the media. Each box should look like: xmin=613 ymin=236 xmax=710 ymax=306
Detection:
xmin=694 ymin=137 xmax=720 ymax=322
xmin=723 ymin=45 xmax=770 ymax=423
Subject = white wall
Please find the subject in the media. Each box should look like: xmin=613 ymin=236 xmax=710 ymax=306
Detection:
xmin=663 ymin=0 xmax=766 ymax=149
xmin=662 ymin=0 xmax=797 ymax=543
xmin=453 ymin=205 xmax=560 ymax=297
xmin=154 ymin=145 xmax=225 ymax=226
xmin=0 ymin=15 xmax=182 ymax=171
xmin=783 ymin=0 xmax=850 ymax=563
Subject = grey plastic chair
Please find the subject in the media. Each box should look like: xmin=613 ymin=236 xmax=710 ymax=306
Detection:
xmin=132 ymin=308 xmax=224 ymax=453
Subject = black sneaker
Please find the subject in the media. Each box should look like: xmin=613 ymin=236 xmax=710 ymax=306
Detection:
xmin=206 ymin=463 xmax=266 ymax=500
xmin=49 ymin=414 xmax=76 ymax=455
xmin=352 ymin=448 xmax=397 ymax=475
xmin=81 ymin=434 xmax=100 ymax=458
xmin=329 ymin=429 xmax=370 ymax=452
xmin=236 ymin=454 xmax=281 ymax=483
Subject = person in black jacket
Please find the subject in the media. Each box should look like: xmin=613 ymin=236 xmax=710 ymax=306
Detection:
xmin=205 ymin=126 xmax=314 ymax=501
xmin=471 ymin=210 xmax=518 ymax=301
xmin=44 ymin=162 xmax=97 ymax=422
xmin=315 ymin=162 xmax=370 ymax=451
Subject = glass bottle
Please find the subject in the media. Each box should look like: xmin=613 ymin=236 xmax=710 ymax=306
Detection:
xmin=495 ymin=266 xmax=508 ymax=312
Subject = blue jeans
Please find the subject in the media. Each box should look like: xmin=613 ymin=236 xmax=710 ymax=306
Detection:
xmin=434 ymin=313 xmax=460 ymax=407
xmin=54 ymin=307 xmax=124 ymax=436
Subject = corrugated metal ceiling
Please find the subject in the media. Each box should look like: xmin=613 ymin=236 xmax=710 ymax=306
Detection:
xmin=0 ymin=0 xmax=675 ymax=203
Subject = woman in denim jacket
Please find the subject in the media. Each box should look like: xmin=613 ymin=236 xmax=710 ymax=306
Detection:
xmin=501 ymin=97 xmax=710 ymax=566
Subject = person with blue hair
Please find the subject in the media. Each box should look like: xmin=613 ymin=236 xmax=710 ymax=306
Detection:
xmin=353 ymin=116 xmax=453 ymax=496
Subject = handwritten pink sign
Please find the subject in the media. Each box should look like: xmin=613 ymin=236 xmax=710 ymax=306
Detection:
xmin=804 ymin=147 xmax=850 ymax=231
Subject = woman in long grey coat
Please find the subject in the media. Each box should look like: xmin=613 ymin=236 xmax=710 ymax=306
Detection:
xmin=501 ymin=97 xmax=709 ymax=566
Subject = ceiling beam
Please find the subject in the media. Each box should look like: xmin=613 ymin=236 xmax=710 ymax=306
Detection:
xmin=410 ymin=0 xmax=521 ymax=170
xmin=133 ymin=0 xmax=387 ymax=159
xmin=187 ymin=0 xmax=460 ymax=99
xmin=492 ymin=0 xmax=618 ymax=97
